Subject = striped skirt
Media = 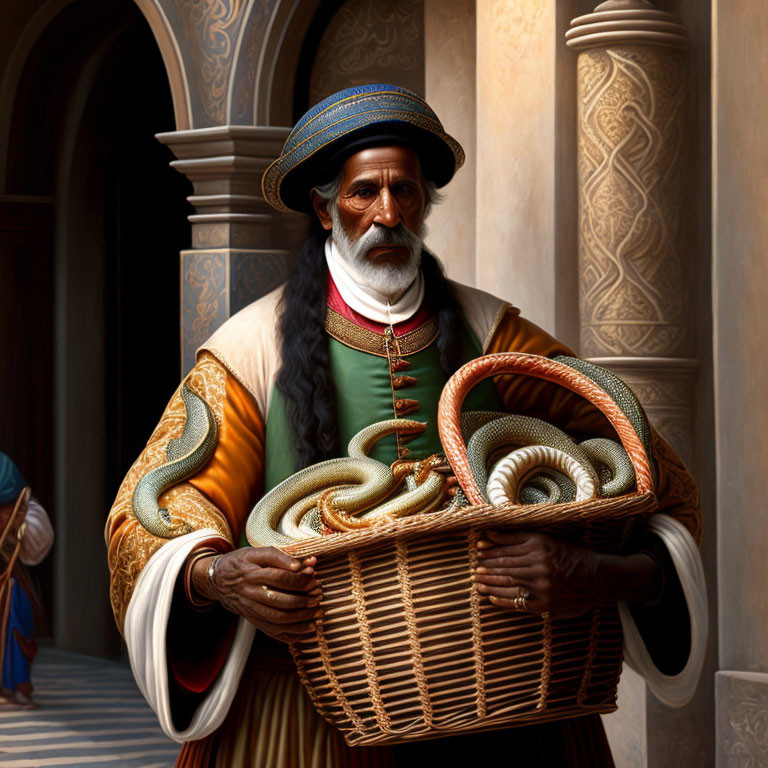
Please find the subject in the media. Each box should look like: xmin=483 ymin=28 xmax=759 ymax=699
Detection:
xmin=176 ymin=648 xmax=614 ymax=768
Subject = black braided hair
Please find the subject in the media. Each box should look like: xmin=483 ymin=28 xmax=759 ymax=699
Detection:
xmin=420 ymin=246 xmax=463 ymax=376
xmin=276 ymin=221 xmax=463 ymax=468
xmin=275 ymin=219 xmax=338 ymax=468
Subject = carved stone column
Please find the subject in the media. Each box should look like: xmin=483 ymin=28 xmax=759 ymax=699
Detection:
xmin=567 ymin=3 xmax=700 ymax=765
xmin=157 ymin=126 xmax=292 ymax=373
xmin=567 ymin=0 xmax=691 ymax=384
xmin=566 ymin=1 xmax=694 ymax=457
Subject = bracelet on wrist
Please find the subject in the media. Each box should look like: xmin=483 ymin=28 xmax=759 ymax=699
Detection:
xmin=207 ymin=554 xmax=221 ymax=593
xmin=184 ymin=547 xmax=219 ymax=609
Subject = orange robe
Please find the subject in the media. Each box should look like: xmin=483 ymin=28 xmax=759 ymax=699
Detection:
xmin=105 ymin=289 xmax=700 ymax=768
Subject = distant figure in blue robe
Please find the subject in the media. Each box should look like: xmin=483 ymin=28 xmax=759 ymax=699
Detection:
xmin=0 ymin=452 xmax=53 ymax=707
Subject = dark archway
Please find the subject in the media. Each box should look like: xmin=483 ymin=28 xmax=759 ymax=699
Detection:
xmin=1 ymin=0 xmax=190 ymax=656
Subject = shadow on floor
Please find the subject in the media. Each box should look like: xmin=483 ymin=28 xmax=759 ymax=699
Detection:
xmin=0 ymin=647 xmax=179 ymax=767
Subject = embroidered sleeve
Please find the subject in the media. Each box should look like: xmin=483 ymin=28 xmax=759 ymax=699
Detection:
xmin=104 ymin=352 xmax=265 ymax=633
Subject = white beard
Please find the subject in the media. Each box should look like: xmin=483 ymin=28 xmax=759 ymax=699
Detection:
xmin=330 ymin=206 xmax=423 ymax=298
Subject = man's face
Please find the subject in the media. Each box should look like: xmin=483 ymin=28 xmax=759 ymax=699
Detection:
xmin=311 ymin=146 xmax=428 ymax=296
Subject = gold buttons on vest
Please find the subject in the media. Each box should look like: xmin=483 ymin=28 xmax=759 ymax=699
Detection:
xmin=394 ymin=398 xmax=419 ymax=417
xmin=384 ymin=324 xmax=423 ymax=457
xmin=389 ymin=357 xmax=412 ymax=373
xmin=392 ymin=375 xmax=418 ymax=389
xmin=398 ymin=430 xmax=419 ymax=445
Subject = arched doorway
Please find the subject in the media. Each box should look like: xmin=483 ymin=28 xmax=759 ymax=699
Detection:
xmin=0 ymin=0 xmax=190 ymax=656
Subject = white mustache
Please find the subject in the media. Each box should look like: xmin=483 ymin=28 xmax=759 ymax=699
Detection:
xmin=354 ymin=222 xmax=423 ymax=254
xmin=331 ymin=210 xmax=423 ymax=297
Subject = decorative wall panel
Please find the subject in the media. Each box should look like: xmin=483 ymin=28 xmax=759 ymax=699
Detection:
xmin=717 ymin=672 xmax=768 ymax=768
xmin=181 ymin=249 xmax=228 ymax=371
xmin=230 ymin=249 xmax=292 ymax=315
xmin=172 ymin=0 xmax=249 ymax=125
xmin=309 ymin=0 xmax=424 ymax=105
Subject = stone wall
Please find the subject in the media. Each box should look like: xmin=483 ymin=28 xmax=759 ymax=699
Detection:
xmin=712 ymin=2 xmax=768 ymax=765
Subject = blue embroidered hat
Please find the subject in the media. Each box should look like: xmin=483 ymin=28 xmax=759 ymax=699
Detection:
xmin=262 ymin=84 xmax=465 ymax=213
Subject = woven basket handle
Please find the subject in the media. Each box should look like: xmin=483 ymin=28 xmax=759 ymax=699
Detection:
xmin=437 ymin=353 xmax=654 ymax=505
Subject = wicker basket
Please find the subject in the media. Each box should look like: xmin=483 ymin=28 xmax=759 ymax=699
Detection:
xmin=284 ymin=353 xmax=657 ymax=747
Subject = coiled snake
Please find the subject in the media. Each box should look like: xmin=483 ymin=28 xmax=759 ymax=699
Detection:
xmin=554 ymin=356 xmax=655 ymax=487
xmin=132 ymin=383 xmax=219 ymax=538
xmin=487 ymin=445 xmax=598 ymax=505
xmin=461 ymin=412 xmax=598 ymax=501
xmin=457 ymin=410 xmax=634 ymax=506
xmin=245 ymin=420 xmax=447 ymax=548
xmin=450 ymin=355 xmax=648 ymax=505
xmin=130 ymin=355 xmax=648 ymax=543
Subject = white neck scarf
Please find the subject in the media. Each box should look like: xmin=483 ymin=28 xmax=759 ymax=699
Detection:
xmin=325 ymin=238 xmax=424 ymax=325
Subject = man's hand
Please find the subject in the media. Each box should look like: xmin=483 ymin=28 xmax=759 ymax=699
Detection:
xmin=192 ymin=548 xmax=321 ymax=642
xmin=475 ymin=530 xmax=662 ymax=619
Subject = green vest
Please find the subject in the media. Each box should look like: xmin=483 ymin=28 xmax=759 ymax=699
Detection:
xmin=264 ymin=320 xmax=501 ymax=491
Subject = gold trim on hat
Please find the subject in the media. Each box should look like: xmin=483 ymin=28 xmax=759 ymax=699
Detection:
xmin=262 ymin=108 xmax=465 ymax=213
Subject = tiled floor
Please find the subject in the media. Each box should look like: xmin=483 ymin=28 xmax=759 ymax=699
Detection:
xmin=0 ymin=647 xmax=179 ymax=767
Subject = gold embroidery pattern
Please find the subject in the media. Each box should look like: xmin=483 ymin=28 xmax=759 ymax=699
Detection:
xmin=325 ymin=308 xmax=438 ymax=357
xmin=105 ymin=354 xmax=231 ymax=632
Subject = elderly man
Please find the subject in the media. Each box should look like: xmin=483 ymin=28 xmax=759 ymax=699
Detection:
xmin=106 ymin=84 xmax=705 ymax=767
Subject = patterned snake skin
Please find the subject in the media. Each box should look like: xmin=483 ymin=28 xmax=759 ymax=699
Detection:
xmin=245 ymin=420 xmax=446 ymax=548
xmin=132 ymin=384 xmax=219 ymax=538
xmin=462 ymin=412 xmax=597 ymax=502
xmin=320 ymin=455 xmax=446 ymax=531
xmin=554 ymin=356 xmax=656 ymax=486
xmin=514 ymin=469 xmax=576 ymax=505
xmin=132 ymin=358 xmax=647 ymax=542
xmin=580 ymin=438 xmax=636 ymax=497
xmin=452 ymin=355 xmax=653 ymax=507
xmin=458 ymin=410 xmax=633 ymax=505
xmin=487 ymin=445 xmax=598 ymax=505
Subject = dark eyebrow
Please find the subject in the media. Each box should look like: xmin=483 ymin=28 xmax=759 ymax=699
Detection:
xmin=346 ymin=178 xmax=379 ymax=193
xmin=345 ymin=174 xmax=420 ymax=193
xmin=392 ymin=178 xmax=419 ymax=187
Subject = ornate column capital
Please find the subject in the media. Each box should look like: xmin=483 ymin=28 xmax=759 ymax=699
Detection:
xmin=157 ymin=125 xmax=293 ymax=373
xmin=566 ymin=1 xmax=687 ymax=52
xmin=157 ymin=125 xmax=290 ymax=250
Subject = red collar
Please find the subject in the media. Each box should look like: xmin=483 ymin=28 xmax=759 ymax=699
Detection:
xmin=326 ymin=273 xmax=432 ymax=337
